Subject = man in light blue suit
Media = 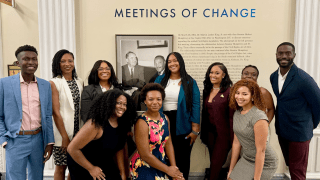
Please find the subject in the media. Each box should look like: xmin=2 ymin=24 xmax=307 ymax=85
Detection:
xmin=0 ymin=45 xmax=54 ymax=180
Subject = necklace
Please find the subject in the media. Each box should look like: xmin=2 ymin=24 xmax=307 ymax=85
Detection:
xmin=213 ymin=87 xmax=220 ymax=90
xmin=170 ymin=78 xmax=181 ymax=85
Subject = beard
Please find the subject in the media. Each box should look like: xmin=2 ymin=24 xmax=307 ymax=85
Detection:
xmin=277 ymin=58 xmax=294 ymax=68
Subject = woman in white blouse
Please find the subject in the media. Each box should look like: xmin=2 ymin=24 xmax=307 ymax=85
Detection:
xmin=155 ymin=52 xmax=200 ymax=180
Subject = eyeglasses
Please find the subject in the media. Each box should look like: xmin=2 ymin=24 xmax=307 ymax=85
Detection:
xmin=97 ymin=67 xmax=111 ymax=71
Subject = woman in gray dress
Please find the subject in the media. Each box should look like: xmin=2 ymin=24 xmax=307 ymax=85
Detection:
xmin=227 ymin=79 xmax=278 ymax=180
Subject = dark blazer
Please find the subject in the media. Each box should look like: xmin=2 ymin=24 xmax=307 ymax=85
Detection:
xmin=122 ymin=64 xmax=145 ymax=88
xmin=80 ymin=84 xmax=103 ymax=122
xmin=0 ymin=74 xmax=54 ymax=147
xmin=155 ymin=74 xmax=200 ymax=136
xmin=270 ymin=64 xmax=320 ymax=142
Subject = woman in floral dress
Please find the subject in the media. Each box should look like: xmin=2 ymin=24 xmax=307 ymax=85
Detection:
xmin=130 ymin=83 xmax=184 ymax=180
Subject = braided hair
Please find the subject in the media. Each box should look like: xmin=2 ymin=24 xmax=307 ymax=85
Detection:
xmin=52 ymin=49 xmax=78 ymax=79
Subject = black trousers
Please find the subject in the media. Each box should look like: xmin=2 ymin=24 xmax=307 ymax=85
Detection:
xmin=164 ymin=110 xmax=193 ymax=180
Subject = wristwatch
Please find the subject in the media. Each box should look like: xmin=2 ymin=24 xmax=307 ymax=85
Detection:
xmin=192 ymin=130 xmax=200 ymax=135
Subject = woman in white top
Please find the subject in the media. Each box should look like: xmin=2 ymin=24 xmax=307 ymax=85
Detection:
xmin=155 ymin=52 xmax=200 ymax=180
xmin=50 ymin=49 xmax=83 ymax=180
xmin=80 ymin=60 xmax=119 ymax=123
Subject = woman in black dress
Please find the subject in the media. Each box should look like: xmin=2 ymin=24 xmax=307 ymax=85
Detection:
xmin=67 ymin=89 xmax=136 ymax=180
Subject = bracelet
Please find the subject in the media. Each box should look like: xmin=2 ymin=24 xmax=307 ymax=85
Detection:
xmin=192 ymin=130 xmax=200 ymax=135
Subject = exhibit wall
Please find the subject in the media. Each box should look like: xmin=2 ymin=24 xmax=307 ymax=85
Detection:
xmin=75 ymin=0 xmax=296 ymax=174
xmin=1 ymin=1 xmax=40 ymax=77
xmin=0 ymin=0 xmax=296 ymax=175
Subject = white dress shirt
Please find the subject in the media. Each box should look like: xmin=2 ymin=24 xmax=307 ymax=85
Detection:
xmin=278 ymin=68 xmax=291 ymax=93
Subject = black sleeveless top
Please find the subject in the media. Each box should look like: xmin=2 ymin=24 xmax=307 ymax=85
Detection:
xmin=67 ymin=121 xmax=127 ymax=180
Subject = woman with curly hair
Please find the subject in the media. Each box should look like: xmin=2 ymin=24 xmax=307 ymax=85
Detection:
xmin=241 ymin=65 xmax=275 ymax=122
xmin=67 ymin=89 xmax=137 ymax=180
xmin=81 ymin=60 xmax=119 ymax=123
xmin=50 ymin=49 xmax=83 ymax=180
xmin=130 ymin=83 xmax=183 ymax=180
xmin=200 ymin=62 xmax=233 ymax=180
xmin=227 ymin=80 xmax=278 ymax=180
xmin=155 ymin=52 xmax=200 ymax=180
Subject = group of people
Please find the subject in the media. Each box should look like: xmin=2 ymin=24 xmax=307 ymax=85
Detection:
xmin=0 ymin=42 xmax=319 ymax=180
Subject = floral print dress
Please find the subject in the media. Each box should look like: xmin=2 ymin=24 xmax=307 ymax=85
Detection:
xmin=130 ymin=112 xmax=169 ymax=180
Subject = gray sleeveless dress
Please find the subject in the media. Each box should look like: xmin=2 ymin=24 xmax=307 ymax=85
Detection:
xmin=229 ymin=106 xmax=278 ymax=180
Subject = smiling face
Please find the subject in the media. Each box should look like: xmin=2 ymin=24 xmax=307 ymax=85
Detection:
xmin=97 ymin=62 xmax=111 ymax=82
xmin=167 ymin=54 xmax=180 ymax=74
xmin=17 ymin=51 xmax=38 ymax=76
xmin=144 ymin=90 xmax=162 ymax=112
xmin=276 ymin=45 xmax=295 ymax=68
xmin=209 ymin=65 xmax=225 ymax=86
xmin=114 ymin=95 xmax=127 ymax=118
xmin=126 ymin=53 xmax=137 ymax=68
xmin=241 ymin=67 xmax=258 ymax=82
xmin=59 ymin=53 xmax=74 ymax=75
xmin=154 ymin=57 xmax=165 ymax=73
xmin=235 ymin=86 xmax=253 ymax=109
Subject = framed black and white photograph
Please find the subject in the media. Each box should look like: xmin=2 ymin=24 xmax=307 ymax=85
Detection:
xmin=116 ymin=34 xmax=173 ymax=110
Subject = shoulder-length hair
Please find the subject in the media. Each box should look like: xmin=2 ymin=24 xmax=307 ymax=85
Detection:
xmin=86 ymin=89 xmax=137 ymax=132
xmin=203 ymin=62 xmax=233 ymax=99
xmin=52 ymin=49 xmax=78 ymax=79
xmin=229 ymin=79 xmax=265 ymax=111
xmin=160 ymin=52 xmax=194 ymax=112
xmin=88 ymin=60 xmax=118 ymax=87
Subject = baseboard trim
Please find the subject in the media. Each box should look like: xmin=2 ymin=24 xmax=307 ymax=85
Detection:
xmin=189 ymin=172 xmax=286 ymax=178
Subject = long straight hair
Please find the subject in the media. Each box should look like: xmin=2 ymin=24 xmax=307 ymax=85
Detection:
xmin=203 ymin=62 xmax=233 ymax=99
xmin=160 ymin=52 xmax=193 ymax=112
xmin=87 ymin=60 xmax=118 ymax=87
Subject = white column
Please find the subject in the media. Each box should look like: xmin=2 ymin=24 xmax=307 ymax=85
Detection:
xmin=38 ymin=0 xmax=77 ymax=81
xmin=0 ymin=5 xmax=4 ymax=79
xmin=294 ymin=0 xmax=320 ymax=84
xmin=285 ymin=0 xmax=320 ymax=179
xmin=38 ymin=0 xmax=76 ymax=176
xmin=0 ymin=4 xmax=5 ymax=174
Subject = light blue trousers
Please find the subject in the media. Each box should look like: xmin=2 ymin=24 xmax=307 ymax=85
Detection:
xmin=5 ymin=132 xmax=44 ymax=180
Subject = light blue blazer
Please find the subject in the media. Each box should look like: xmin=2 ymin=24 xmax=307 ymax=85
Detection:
xmin=155 ymin=74 xmax=200 ymax=136
xmin=0 ymin=74 xmax=54 ymax=148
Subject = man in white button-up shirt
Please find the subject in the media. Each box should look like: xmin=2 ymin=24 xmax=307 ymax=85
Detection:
xmin=270 ymin=42 xmax=320 ymax=180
